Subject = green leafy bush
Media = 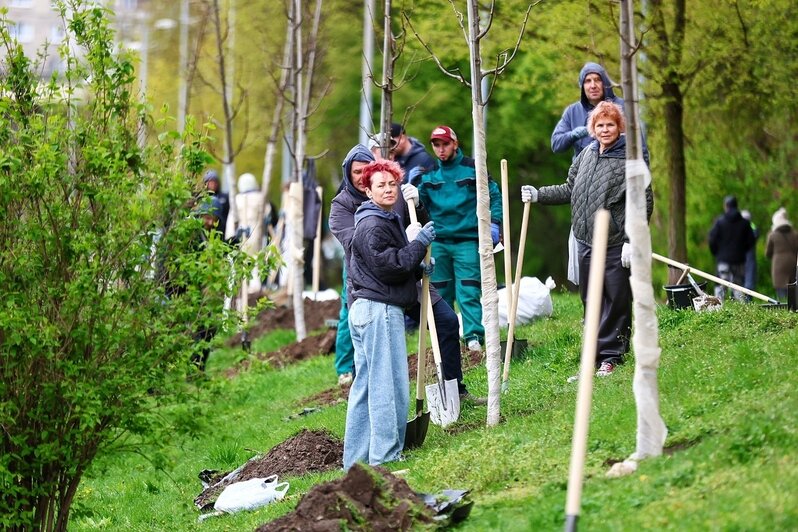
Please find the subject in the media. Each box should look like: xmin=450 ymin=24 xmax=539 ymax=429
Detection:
xmin=0 ymin=2 xmax=256 ymax=529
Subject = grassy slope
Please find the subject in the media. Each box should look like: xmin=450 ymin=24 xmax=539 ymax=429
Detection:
xmin=71 ymin=292 xmax=798 ymax=531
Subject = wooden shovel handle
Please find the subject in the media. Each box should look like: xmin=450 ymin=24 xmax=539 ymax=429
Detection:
xmin=408 ymin=201 xmax=429 ymax=402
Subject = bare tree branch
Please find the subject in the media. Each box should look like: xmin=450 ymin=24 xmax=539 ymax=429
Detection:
xmin=482 ymin=2 xmax=535 ymax=78
xmin=402 ymin=11 xmax=470 ymax=86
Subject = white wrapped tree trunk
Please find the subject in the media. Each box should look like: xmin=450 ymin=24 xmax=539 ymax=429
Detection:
xmin=609 ymin=0 xmax=667 ymax=477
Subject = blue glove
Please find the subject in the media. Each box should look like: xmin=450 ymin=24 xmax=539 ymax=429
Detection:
xmin=491 ymin=222 xmax=500 ymax=246
xmin=415 ymin=221 xmax=436 ymax=247
xmin=421 ymin=257 xmax=435 ymax=276
xmin=571 ymin=126 xmax=588 ymax=140
xmin=407 ymin=166 xmax=424 ymax=185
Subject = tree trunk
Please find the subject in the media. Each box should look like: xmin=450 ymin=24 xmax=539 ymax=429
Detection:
xmin=466 ymin=0 xmax=501 ymax=427
xmin=378 ymin=0 xmax=394 ymax=158
xmin=211 ymin=0 xmax=238 ymax=239
xmin=291 ymin=0 xmax=307 ymax=341
xmin=619 ymin=0 xmax=667 ymax=466
xmin=663 ymin=80 xmax=688 ymax=283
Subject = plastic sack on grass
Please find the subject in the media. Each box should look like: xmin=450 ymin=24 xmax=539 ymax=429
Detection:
xmin=214 ymin=475 xmax=289 ymax=513
xmin=498 ymin=276 xmax=556 ymax=328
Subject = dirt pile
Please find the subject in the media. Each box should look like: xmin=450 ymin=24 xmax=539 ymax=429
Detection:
xmin=228 ymin=295 xmax=341 ymax=345
xmin=256 ymin=463 xmax=437 ymax=532
xmin=195 ymin=429 xmax=343 ymax=511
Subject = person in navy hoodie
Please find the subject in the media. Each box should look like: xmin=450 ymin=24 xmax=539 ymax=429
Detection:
xmin=342 ymin=160 xmax=434 ymax=468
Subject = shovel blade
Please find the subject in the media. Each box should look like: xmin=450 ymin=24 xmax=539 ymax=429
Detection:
xmin=426 ymin=379 xmax=460 ymax=427
xmin=404 ymin=410 xmax=431 ymax=450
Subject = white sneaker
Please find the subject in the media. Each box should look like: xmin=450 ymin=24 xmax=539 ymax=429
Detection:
xmin=467 ymin=339 xmax=481 ymax=352
xmin=337 ymin=372 xmax=353 ymax=386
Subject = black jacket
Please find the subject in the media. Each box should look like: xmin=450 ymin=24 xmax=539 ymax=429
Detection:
xmin=709 ymin=208 xmax=755 ymax=264
xmin=349 ymin=202 xmax=426 ymax=309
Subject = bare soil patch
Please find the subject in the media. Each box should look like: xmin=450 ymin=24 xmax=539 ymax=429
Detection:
xmin=227 ymin=294 xmax=341 ymax=346
xmin=195 ymin=429 xmax=343 ymax=510
xmin=255 ymin=463 xmax=436 ymax=532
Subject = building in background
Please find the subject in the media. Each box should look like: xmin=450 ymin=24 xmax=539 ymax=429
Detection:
xmin=1 ymin=0 xmax=150 ymax=79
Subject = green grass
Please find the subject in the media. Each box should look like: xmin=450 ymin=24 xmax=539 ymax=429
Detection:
xmin=70 ymin=292 xmax=798 ymax=531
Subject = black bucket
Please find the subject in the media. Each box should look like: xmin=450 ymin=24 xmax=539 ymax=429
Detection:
xmin=500 ymin=338 xmax=529 ymax=359
xmin=664 ymin=282 xmax=707 ymax=310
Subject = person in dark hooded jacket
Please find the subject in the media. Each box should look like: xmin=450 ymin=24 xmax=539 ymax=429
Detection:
xmin=390 ymin=122 xmax=436 ymax=185
xmin=708 ymin=195 xmax=756 ymax=301
xmin=329 ymin=144 xmax=484 ymax=403
xmin=343 ymin=160 xmax=434 ymax=468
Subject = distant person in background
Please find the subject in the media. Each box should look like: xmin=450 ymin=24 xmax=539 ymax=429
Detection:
xmin=235 ymin=172 xmax=263 ymax=294
xmin=343 ymin=159 xmax=433 ymax=469
xmin=709 ymin=196 xmax=756 ymax=301
xmin=391 ymin=122 xmax=436 ymax=186
xmin=765 ymin=207 xmax=798 ymax=301
xmin=741 ymin=210 xmax=758 ymax=293
xmin=203 ymin=169 xmax=230 ymax=238
xmin=367 ymin=132 xmax=397 ymax=161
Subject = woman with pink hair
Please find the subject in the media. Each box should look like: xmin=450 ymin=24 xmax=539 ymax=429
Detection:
xmin=342 ymin=160 xmax=435 ymax=469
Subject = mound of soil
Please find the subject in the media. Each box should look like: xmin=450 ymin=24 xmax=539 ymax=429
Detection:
xmin=228 ymin=295 xmax=341 ymax=346
xmin=256 ymin=463 xmax=436 ymax=532
xmin=223 ymin=329 xmax=337 ymax=378
xmin=195 ymin=429 xmax=343 ymax=510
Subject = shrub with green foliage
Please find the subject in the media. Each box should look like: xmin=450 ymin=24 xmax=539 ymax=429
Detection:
xmin=0 ymin=2 xmax=257 ymax=529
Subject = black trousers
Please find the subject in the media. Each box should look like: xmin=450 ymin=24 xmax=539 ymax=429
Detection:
xmin=577 ymin=241 xmax=632 ymax=366
xmin=404 ymin=297 xmax=466 ymax=394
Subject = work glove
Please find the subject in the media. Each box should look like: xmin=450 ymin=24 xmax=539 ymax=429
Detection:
xmin=491 ymin=222 xmax=501 ymax=246
xmin=407 ymin=166 xmax=424 ymax=185
xmin=621 ymin=242 xmax=632 ymax=268
xmin=401 ymin=183 xmax=419 ymax=207
xmin=571 ymin=126 xmax=588 ymax=140
xmin=415 ymin=221 xmax=436 ymax=247
xmin=405 ymin=222 xmax=422 ymax=242
xmin=421 ymin=257 xmax=435 ymax=276
xmin=521 ymin=185 xmax=538 ymax=203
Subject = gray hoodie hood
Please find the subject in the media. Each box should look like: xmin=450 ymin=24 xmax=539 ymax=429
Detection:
xmin=579 ymin=62 xmax=617 ymax=109
xmin=340 ymin=144 xmax=375 ymax=198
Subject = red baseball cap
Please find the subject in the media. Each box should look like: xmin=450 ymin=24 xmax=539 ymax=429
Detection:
xmin=430 ymin=125 xmax=457 ymax=143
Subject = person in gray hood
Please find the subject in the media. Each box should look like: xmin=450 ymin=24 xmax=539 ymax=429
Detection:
xmin=551 ymin=62 xmax=626 ymax=160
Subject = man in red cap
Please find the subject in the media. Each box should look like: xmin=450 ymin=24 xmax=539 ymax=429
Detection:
xmin=414 ymin=125 xmax=503 ymax=352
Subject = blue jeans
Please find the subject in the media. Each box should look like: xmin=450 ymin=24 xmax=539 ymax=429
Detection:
xmin=343 ymin=299 xmax=409 ymax=469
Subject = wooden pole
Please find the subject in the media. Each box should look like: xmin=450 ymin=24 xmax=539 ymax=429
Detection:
xmin=565 ymin=209 xmax=610 ymax=532
xmin=312 ymin=186 xmax=323 ymax=294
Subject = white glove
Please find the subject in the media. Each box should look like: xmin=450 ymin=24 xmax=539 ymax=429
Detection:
xmin=621 ymin=242 xmax=632 ymax=268
xmin=521 ymin=185 xmax=538 ymax=203
xmin=405 ymin=222 xmax=422 ymax=242
xmin=401 ymin=183 xmax=419 ymax=207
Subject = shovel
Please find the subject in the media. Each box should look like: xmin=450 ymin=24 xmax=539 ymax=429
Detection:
xmin=424 ymin=296 xmax=460 ymax=427
xmin=405 ymin=201 xmax=459 ymax=427
xmin=404 ymin=239 xmax=431 ymax=450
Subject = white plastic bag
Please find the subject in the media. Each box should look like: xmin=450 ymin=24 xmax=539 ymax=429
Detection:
xmin=213 ymin=475 xmax=289 ymax=513
xmin=498 ymin=276 xmax=556 ymax=328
